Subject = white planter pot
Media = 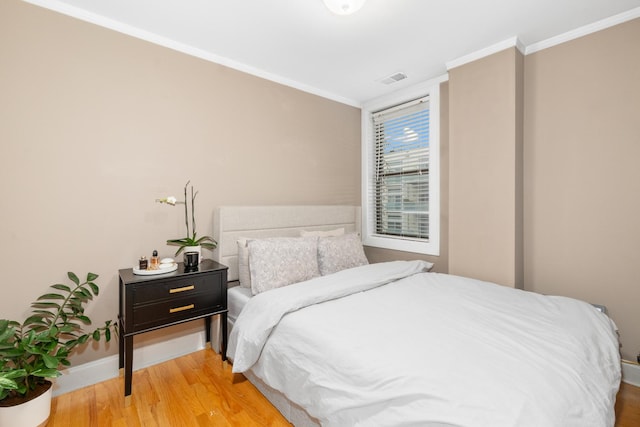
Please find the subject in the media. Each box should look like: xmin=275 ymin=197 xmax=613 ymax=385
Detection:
xmin=0 ymin=382 xmax=52 ymax=427
xmin=183 ymin=245 xmax=202 ymax=264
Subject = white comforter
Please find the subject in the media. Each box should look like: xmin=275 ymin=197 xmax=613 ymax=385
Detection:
xmin=228 ymin=261 xmax=621 ymax=427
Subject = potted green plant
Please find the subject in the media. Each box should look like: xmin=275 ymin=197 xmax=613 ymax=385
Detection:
xmin=156 ymin=180 xmax=217 ymax=259
xmin=0 ymin=272 xmax=116 ymax=427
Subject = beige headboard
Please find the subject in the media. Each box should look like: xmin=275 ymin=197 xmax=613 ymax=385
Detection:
xmin=213 ymin=205 xmax=361 ymax=282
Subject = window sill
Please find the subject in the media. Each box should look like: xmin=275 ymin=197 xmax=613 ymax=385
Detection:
xmin=363 ymin=234 xmax=439 ymax=256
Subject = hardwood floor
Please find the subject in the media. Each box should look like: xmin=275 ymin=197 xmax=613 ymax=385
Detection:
xmin=50 ymin=349 xmax=640 ymax=426
xmin=50 ymin=350 xmax=291 ymax=427
xmin=616 ymin=381 xmax=640 ymax=427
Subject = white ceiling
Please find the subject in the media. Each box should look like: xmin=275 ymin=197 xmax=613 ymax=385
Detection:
xmin=28 ymin=0 xmax=640 ymax=106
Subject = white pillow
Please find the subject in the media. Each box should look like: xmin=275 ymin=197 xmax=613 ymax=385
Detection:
xmin=317 ymin=233 xmax=368 ymax=276
xmin=236 ymin=238 xmax=251 ymax=289
xmin=248 ymin=237 xmax=320 ymax=295
xmin=299 ymin=227 xmax=345 ymax=237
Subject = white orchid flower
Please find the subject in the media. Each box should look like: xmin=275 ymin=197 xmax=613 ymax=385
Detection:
xmin=156 ymin=196 xmax=178 ymax=206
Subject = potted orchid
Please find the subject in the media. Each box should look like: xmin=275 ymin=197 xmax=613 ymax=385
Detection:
xmin=156 ymin=181 xmax=217 ymax=258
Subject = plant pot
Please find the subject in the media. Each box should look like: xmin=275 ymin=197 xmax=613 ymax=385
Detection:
xmin=183 ymin=245 xmax=202 ymax=264
xmin=0 ymin=380 xmax=52 ymax=427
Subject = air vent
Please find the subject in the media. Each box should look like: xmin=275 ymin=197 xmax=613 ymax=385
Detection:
xmin=379 ymin=72 xmax=408 ymax=85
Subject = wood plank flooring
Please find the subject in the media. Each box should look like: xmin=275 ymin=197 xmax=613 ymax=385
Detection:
xmin=49 ymin=349 xmax=640 ymax=426
xmin=616 ymin=381 xmax=640 ymax=427
xmin=50 ymin=350 xmax=290 ymax=427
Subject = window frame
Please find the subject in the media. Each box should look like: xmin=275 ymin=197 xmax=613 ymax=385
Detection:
xmin=361 ymin=79 xmax=443 ymax=256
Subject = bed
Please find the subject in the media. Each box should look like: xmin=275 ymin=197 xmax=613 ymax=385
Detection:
xmin=214 ymin=205 xmax=621 ymax=427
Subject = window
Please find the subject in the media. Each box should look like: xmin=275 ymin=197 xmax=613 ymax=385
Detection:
xmin=362 ymin=83 xmax=440 ymax=255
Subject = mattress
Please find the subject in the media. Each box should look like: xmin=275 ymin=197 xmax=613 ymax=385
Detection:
xmin=227 ymin=284 xmax=252 ymax=326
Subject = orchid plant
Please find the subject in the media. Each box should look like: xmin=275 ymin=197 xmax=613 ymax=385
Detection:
xmin=156 ymin=181 xmax=217 ymax=256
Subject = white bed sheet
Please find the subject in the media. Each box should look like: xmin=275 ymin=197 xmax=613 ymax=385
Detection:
xmin=227 ymin=284 xmax=252 ymax=324
xmin=229 ymin=261 xmax=621 ymax=427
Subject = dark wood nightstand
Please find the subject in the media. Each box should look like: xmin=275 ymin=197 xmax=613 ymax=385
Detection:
xmin=118 ymin=259 xmax=228 ymax=400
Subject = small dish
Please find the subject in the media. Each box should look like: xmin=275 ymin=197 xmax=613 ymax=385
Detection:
xmin=159 ymin=262 xmax=176 ymax=270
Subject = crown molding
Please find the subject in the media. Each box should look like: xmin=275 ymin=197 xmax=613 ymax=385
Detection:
xmin=446 ymin=37 xmax=524 ymax=71
xmin=446 ymin=7 xmax=640 ymax=69
xmin=23 ymin=0 xmax=361 ymax=108
xmin=23 ymin=1 xmax=640 ymax=106
xmin=526 ymin=6 xmax=640 ymax=54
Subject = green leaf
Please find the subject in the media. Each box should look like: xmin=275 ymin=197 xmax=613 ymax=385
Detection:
xmin=1 ymin=348 xmax=24 ymax=357
xmin=42 ymin=353 xmax=59 ymax=369
xmin=86 ymin=272 xmax=99 ymax=282
xmin=0 ymin=323 xmax=16 ymax=342
xmin=1 ymin=369 xmax=27 ymax=380
xmin=105 ymin=328 xmax=111 ymax=341
xmin=23 ymin=315 xmax=48 ymax=327
xmin=31 ymin=302 xmax=61 ymax=309
xmin=76 ymin=315 xmax=91 ymax=324
xmin=58 ymin=324 xmax=76 ymax=333
xmin=0 ymin=377 xmax=18 ymax=390
xmin=72 ymin=289 xmax=87 ymax=298
xmin=37 ymin=293 xmax=65 ymax=301
xmin=68 ymin=272 xmax=80 ymax=285
xmin=88 ymin=282 xmax=99 ymax=295
xmin=194 ymin=235 xmax=217 ymax=247
xmin=92 ymin=330 xmax=100 ymax=341
xmin=32 ymin=368 xmax=60 ymax=378
xmin=32 ymin=309 xmax=55 ymax=318
xmin=51 ymin=284 xmax=71 ymax=292
xmin=166 ymin=238 xmax=189 ymax=245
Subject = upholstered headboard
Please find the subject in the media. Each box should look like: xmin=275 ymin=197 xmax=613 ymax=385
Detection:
xmin=213 ymin=205 xmax=361 ymax=282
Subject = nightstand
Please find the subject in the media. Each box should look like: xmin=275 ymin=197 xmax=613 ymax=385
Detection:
xmin=118 ymin=259 xmax=228 ymax=399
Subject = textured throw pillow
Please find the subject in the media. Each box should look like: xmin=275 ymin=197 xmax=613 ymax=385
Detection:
xmin=237 ymin=238 xmax=251 ymax=289
xmin=299 ymin=227 xmax=345 ymax=237
xmin=317 ymin=233 xmax=368 ymax=276
xmin=248 ymin=237 xmax=320 ymax=295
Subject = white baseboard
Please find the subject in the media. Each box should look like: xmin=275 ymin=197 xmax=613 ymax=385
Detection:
xmin=51 ymin=330 xmax=208 ymax=397
xmin=622 ymin=360 xmax=640 ymax=387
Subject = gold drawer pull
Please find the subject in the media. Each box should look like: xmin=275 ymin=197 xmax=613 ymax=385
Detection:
xmin=169 ymin=304 xmax=194 ymax=314
xmin=169 ymin=285 xmax=195 ymax=294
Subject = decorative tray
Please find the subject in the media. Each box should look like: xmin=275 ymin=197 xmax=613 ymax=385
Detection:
xmin=132 ymin=263 xmax=178 ymax=276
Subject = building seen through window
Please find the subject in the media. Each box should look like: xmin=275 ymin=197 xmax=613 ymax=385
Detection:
xmin=373 ymin=100 xmax=430 ymax=240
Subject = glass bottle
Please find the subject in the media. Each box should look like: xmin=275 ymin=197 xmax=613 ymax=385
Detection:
xmin=150 ymin=250 xmax=159 ymax=269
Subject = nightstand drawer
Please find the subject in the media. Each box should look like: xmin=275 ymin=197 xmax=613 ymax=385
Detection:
xmin=133 ymin=273 xmax=221 ymax=304
xmin=133 ymin=292 xmax=224 ymax=330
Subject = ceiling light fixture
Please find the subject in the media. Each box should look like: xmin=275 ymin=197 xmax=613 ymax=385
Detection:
xmin=323 ymin=0 xmax=366 ymax=15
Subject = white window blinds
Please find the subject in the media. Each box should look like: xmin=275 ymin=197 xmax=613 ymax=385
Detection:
xmin=371 ymin=97 xmax=430 ymax=241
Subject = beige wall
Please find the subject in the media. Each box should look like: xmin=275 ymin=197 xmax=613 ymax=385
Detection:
xmin=448 ymin=48 xmax=524 ymax=289
xmin=446 ymin=19 xmax=639 ymax=360
xmin=0 ymin=1 xmax=361 ymax=364
xmin=524 ymin=19 xmax=640 ymax=361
